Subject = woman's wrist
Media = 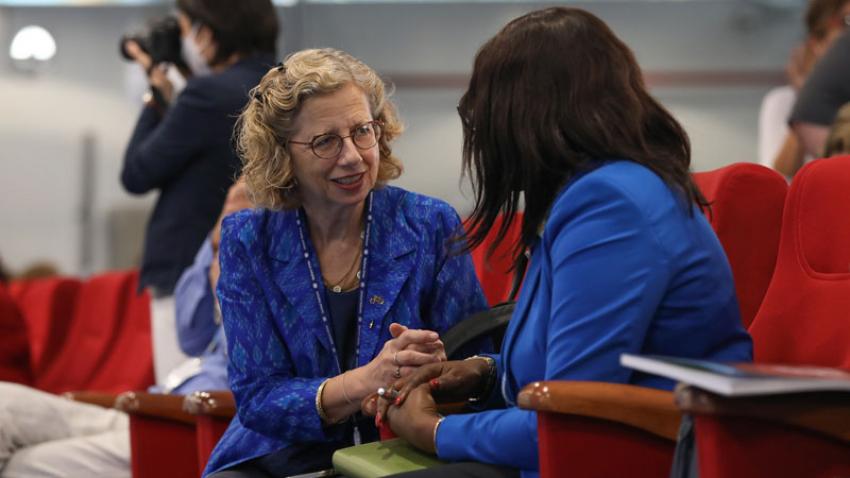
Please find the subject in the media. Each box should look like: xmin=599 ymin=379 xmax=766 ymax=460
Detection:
xmin=464 ymin=355 xmax=496 ymax=403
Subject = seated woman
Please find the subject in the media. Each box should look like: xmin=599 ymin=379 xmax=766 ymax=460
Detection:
xmin=204 ymin=49 xmax=488 ymax=477
xmin=369 ymin=7 xmax=753 ymax=478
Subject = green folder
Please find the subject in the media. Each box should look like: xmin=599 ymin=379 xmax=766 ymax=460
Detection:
xmin=332 ymin=438 xmax=445 ymax=478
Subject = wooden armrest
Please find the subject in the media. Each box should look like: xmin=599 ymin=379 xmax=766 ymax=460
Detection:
xmin=518 ymin=381 xmax=680 ymax=441
xmin=183 ymin=390 xmax=236 ymax=418
xmin=114 ymin=391 xmax=195 ymax=425
xmin=675 ymin=385 xmax=850 ymax=443
xmin=63 ymin=391 xmax=119 ymax=408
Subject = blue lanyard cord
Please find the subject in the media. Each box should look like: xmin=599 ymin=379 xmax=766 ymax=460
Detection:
xmin=295 ymin=192 xmax=373 ymax=375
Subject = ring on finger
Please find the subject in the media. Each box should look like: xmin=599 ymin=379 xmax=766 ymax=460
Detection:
xmin=393 ymin=351 xmax=400 ymax=366
xmin=393 ymin=366 xmax=402 ymax=379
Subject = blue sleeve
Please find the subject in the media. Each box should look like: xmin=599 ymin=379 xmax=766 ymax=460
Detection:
xmin=174 ymin=238 xmax=218 ymax=357
xmin=436 ymin=177 xmax=671 ymax=470
xmin=217 ymin=215 xmax=331 ymax=443
xmin=121 ymin=84 xmax=216 ymax=194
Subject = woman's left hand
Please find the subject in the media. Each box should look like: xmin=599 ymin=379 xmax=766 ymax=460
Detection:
xmin=384 ymin=383 xmax=442 ymax=454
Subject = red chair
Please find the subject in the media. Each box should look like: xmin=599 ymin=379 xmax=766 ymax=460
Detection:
xmin=0 ymin=284 xmax=32 ymax=384
xmin=35 ymin=270 xmax=136 ymax=393
xmin=693 ymin=163 xmax=787 ymax=328
xmin=519 ymin=381 xmax=680 ymax=478
xmin=116 ymin=392 xmax=200 ymax=478
xmin=8 ymin=277 xmax=82 ymax=378
xmin=85 ymin=273 xmax=155 ymax=393
xmin=467 ymin=213 xmax=523 ymax=305
xmin=683 ymin=156 xmax=850 ymax=478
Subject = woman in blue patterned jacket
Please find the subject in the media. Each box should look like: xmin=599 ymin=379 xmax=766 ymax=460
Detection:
xmin=203 ymin=49 xmax=488 ymax=477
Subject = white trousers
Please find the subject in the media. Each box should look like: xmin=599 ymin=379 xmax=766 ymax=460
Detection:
xmin=0 ymin=383 xmax=130 ymax=478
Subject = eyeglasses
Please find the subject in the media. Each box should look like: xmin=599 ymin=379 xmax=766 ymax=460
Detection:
xmin=287 ymin=120 xmax=383 ymax=159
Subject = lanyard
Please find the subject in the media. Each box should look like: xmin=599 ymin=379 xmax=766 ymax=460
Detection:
xmin=294 ymin=192 xmax=373 ymax=374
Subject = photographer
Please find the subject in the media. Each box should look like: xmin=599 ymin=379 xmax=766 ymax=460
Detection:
xmin=121 ymin=0 xmax=278 ymax=384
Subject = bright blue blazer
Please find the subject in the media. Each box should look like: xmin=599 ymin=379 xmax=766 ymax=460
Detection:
xmin=435 ymin=161 xmax=753 ymax=477
xmin=205 ymin=186 xmax=488 ymax=475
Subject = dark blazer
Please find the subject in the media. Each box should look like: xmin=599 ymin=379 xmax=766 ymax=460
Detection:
xmin=204 ymin=186 xmax=489 ymax=475
xmin=121 ymin=53 xmax=274 ymax=295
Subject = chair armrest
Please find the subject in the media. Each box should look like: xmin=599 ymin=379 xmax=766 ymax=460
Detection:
xmin=183 ymin=390 xmax=236 ymax=418
xmin=115 ymin=391 xmax=195 ymax=425
xmin=518 ymin=381 xmax=680 ymax=441
xmin=675 ymin=385 xmax=850 ymax=443
xmin=63 ymin=391 xmax=119 ymax=408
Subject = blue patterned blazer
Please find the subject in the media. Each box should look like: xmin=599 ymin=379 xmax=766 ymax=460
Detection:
xmin=204 ymin=186 xmax=488 ymax=475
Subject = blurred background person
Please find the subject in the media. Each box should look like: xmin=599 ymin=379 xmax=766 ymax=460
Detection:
xmin=204 ymin=48 xmax=488 ymax=477
xmin=0 ymin=179 xmax=250 ymax=478
xmin=790 ymin=24 xmax=850 ymax=161
xmin=368 ymin=8 xmax=752 ymax=478
xmin=120 ymin=0 xmax=278 ymax=384
xmin=821 ymin=102 xmax=850 ymax=157
xmin=759 ymin=0 xmax=850 ymax=177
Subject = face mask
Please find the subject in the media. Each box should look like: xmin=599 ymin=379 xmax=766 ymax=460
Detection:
xmin=181 ymin=23 xmax=212 ymax=77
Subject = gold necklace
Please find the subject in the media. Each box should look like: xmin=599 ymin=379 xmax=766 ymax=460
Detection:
xmin=323 ymin=244 xmax=362 ymax=293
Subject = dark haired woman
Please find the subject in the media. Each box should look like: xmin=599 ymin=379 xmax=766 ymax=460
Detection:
xmin=121 ymin=0 xmax=279 ymax=383
xmin=369 ymin=7 xmax=752 ymax=478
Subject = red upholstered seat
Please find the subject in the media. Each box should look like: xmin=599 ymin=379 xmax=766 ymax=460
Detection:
xmin=85 ymin=272 xmax=155 ymax=393
xmin=8 ymin=277 xmax=82 ymax=379
xmin=693 ymin=163 xmax=787 ymax=328
xmin=0 ymin=284 xmax=32 ymax=384
xmin=690 ymin=156 xmax=850 ymax=478
xmin=468 ymin=213 xmax=523 ymax=305
xmin=35 ymin=270 xmax=136 ymax=394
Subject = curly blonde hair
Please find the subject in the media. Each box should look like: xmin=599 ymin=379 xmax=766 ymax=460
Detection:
xmin=235 ymin=48 xmax=404 ymax=210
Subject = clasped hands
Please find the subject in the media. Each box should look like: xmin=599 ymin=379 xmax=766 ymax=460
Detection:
xmin=360 ymin=355 xmax=493 ymax=454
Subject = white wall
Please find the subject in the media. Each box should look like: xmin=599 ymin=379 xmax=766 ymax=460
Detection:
xmin=0 ymin=1 xmax=805 ymax=276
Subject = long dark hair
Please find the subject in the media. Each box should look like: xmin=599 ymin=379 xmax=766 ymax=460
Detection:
xmin=460 ymin=7 xmax=707 ymax=273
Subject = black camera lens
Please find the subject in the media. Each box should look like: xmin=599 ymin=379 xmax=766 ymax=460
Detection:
xmin=119 ymin=16 xmax=183 ymax=66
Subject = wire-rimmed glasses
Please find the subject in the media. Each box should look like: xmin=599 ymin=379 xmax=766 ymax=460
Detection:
xmin=287 ymin=120 xmax=383 ymax=159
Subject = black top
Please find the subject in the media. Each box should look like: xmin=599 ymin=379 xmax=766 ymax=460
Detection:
xmin=790 ymin=30 xmax=850 ymax=127
xmin=121 ymin=53 xmax=275 ymax=295
xmin=326 ymin=288 xmax=359 ymax=371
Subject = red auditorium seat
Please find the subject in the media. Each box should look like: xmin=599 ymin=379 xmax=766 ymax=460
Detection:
xmin=468 ymin=213 xmax=523 ymax=305
xmin=0 ymin=284 xmax=32 ymax=384
xmin=85 ymin=273 xmax=155 ymax=393
xmin=9 ymin=277 xmax=82 ymax=378
xmin=693 ymin=163 xmax=788 ymax=328
xmin=35 ymin=270 xmax=136 ymax=394
xmin=682 ymin=156 xmax=850 ymax=478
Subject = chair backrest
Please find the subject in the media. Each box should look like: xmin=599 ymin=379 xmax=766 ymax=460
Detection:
xmin=693 ymin=163 xmax=788 ymax=328
xmin=748 ymin=156 xmax=850 ymax=369
xmin=0 ymin=283 xmax=32 ymax=384
xmin=8 ymin=277 xmax=82 ymax=377
xmin=35 ymin=270 xmax=137 ymax=393
xmin=468 ymin=212 xmax=524 ymax=306
xmin=86 ymin=272 xmax=155 ymax=392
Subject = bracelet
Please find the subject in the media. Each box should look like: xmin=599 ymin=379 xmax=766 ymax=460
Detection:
xmin=340 ymin=371 xmax=354 ymax=405
xmin=315 ymin=379 xmax=331 ymax=423
xmin=432 ymin=416 xmax=446 ymax=453
xmin=464 ymin=355 xmax=496 ymax=403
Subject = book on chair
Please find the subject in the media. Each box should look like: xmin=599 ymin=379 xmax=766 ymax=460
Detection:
xmin=620 ymin=354 xmax=850 ymax=396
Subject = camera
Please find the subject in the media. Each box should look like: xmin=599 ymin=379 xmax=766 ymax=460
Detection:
xmin=119 ymin=16 xmax=183 ymax=66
